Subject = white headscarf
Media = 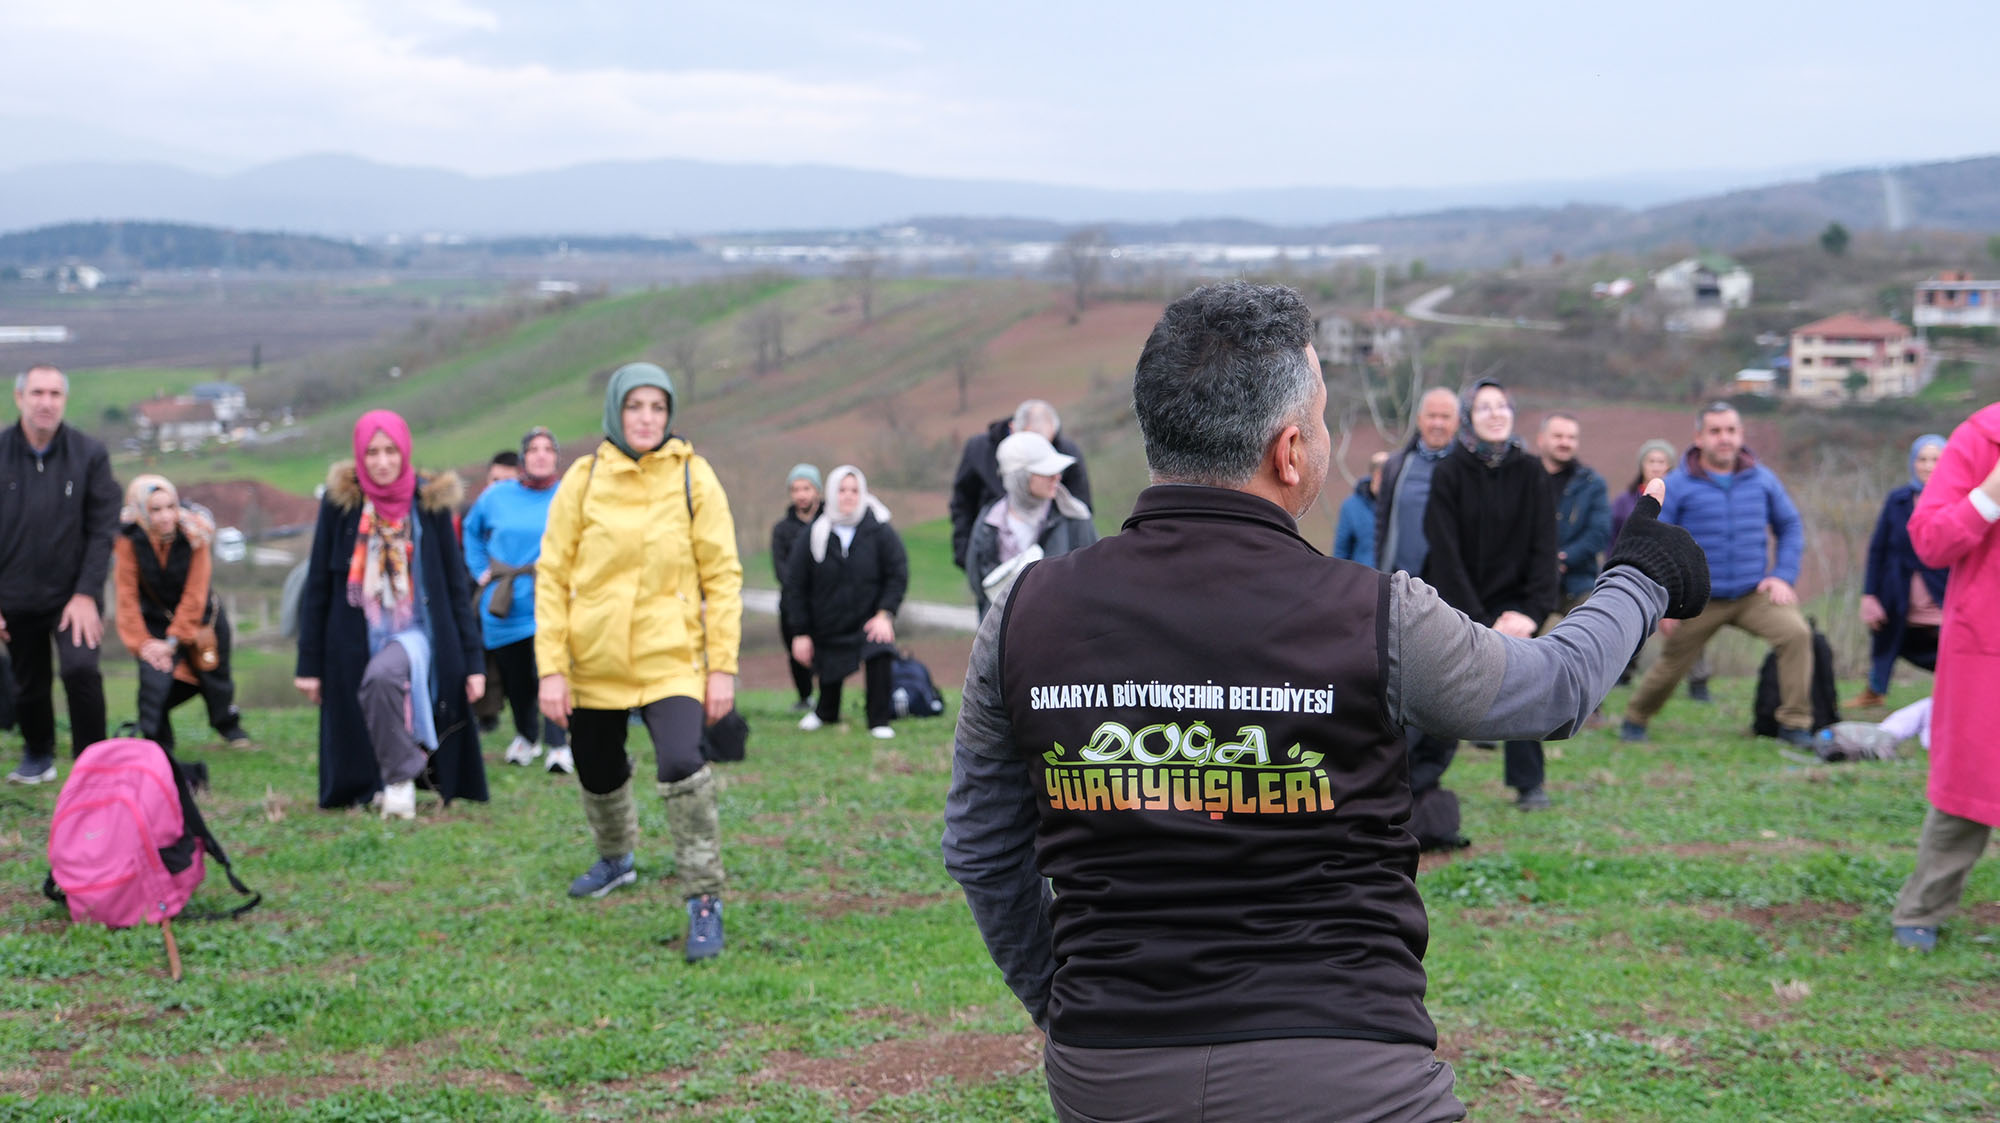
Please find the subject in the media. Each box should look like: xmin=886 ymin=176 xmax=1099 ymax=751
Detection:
xmin=809 ymin=464 xmax=892 ymax=562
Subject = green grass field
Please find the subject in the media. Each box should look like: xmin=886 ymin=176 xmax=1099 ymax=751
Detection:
xmin=3 ymin=675 xmax=1996 ymax=1121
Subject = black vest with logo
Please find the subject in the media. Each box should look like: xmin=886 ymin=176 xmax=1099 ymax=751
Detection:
xmin=999 ymin=484 xmax=1432 ymax=1049
xmin=123 ymin=523 xmax=204 ymax=639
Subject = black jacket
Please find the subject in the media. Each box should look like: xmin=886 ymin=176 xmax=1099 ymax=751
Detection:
xmin=770 ymin=505 xmax=817 ymax=585
xmin=1422 ymin=442 xmax=1559 ymax=627
xmin=0 ymin=421 xmax=120 ymax=616
xmin=948 ymin=418 xmax=1092 ymax=568
xmin=780 ymin=511 xmax=908 ymax=680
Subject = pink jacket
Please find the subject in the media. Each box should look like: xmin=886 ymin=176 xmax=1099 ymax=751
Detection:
xmin=1908 ymin=401 xmax=2000 ymax=827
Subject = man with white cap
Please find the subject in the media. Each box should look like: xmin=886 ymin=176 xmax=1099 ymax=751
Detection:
xmin=965 ymin=432 xmax=1097 ymax=619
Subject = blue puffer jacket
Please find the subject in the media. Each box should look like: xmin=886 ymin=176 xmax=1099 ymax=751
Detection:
xmin=1333 ymin=477 xmax=1377 ymax=566
xmin=1658 ymin=448 xmax=1804 ymax=600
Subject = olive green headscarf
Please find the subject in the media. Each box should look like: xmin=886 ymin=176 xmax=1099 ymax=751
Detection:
xmin=601 ymin=362 xmax=679 ymax=461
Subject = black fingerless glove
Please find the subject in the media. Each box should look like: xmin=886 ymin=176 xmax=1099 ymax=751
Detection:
xmin=1604 ymin=494 xmax=1710 ymax=619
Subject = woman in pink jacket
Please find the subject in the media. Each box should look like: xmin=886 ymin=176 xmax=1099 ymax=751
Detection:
xmin=1891 ymin=400 xmax=2000 ymax=952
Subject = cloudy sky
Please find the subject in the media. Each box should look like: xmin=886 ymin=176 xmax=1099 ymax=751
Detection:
xmin=4 ymin=0 xmax=1995 ymax=191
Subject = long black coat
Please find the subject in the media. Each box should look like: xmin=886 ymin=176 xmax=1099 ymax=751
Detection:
xmin=1421 ymin=442 xmax=1559 ymax=628
xmin=779 ymin=511 xmax=908 ymax=680
xmin=296 ymin=465 xmax=488 ymax=810
xmin=1863 ymin=483 xmax=1949 ymax=669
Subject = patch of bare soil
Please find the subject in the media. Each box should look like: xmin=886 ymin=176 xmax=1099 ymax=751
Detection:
xmin=751 ymin=1029 xmax=1043 ymax=1111
xmin=1647 ymin=837 xmax=1832 ymax=859
xmin=1719 ymin=900 xmax=1863 ymax=932
xmin=202 ymin=1038 xmax=534 ymax=1109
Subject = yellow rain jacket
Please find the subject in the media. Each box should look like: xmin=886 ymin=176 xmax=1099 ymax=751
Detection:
xmin=536 ymin=437 xmax=742 ymax=710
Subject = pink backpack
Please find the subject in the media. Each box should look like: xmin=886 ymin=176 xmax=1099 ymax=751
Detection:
xmin=44 ymin=737 xmax=258 ymax=975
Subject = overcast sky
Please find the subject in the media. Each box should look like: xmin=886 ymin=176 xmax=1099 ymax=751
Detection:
xmin=4 ymin=0 xmax=1995 ymax=191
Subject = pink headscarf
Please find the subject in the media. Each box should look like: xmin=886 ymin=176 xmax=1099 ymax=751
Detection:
xmin=352 ymin=409 xmax=415 ymax=522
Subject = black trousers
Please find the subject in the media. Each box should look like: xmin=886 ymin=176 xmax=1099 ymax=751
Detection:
xmin=815 ymin=653 xmax=894 ymax=728
xmin=488 ymin=637 xmax=565 ymax=747
xmin=570 ymin=696 xmax=704 ymax=796
xmin=5 ymin=605 xmax=107 ymax=760
xmin=781 ymin=623 xmax=814 ymax=703
xmin=136 ymin=610 xmax=242 ymax=752
xmin=1409 ymin=730 xmax=1543 ymax=796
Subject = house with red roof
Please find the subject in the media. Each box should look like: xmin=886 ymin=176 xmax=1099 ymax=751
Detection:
xmin=1787 ymin=313 xmax=1927 ymax=402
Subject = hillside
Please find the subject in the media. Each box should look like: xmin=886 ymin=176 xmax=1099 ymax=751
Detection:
xmin=0 ymin=221 xmax=382 ymax=270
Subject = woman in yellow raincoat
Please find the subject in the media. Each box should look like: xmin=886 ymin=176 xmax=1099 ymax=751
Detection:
xmin=536 ymin=362 xmax=742 ymax=961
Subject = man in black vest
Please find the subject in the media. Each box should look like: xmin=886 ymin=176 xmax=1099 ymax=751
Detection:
xmin=942 ymin=282 xmax=1710 ymax=1122
xmin=2 ymin=364 xmax=119 ymax=784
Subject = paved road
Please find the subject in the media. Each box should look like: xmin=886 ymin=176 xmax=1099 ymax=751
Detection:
xmin=742 ymin=588 xmax=978 ymax=633
xmin=1406 ymin=285 xmax=1563 ymax=332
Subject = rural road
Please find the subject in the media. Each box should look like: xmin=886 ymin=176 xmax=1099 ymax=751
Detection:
xmin=742 ymin=588 xmax=977 ymax=633
xmin=1406 ymin=285 xmax=1563 ymax=332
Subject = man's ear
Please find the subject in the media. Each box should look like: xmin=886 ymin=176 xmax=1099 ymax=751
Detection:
xmin=1272 ymin=424 xmax=1304 ymax=487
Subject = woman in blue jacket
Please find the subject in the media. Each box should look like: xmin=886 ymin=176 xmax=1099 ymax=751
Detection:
xmin=464 ymin=427 xmax=570 ymax=771
xmin=1851 ymin=434 xmax=1950 ymax=709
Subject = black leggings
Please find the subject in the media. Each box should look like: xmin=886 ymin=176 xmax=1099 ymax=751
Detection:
xmin=815 ymin=653 xmax=894 ymax=728
xmin=489 ymin=637 xmax=565 ymax=747
xmin=570 ymin=696 xmax=704 ymax=795
xmin=782 ymin=624 xmax=814 ymax=703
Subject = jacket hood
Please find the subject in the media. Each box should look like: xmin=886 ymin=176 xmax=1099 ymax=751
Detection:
xmin=1352 ymin=475 xmax=1376 ymax=500
xmin=325 ymin=462 xmax=464 ymax=513
xmin=1967 ymin=401 xmax=2000 ymax=443
xmin=1681 ymin=444 xmax=1759 ymax=480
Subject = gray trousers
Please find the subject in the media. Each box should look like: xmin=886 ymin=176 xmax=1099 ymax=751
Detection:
xmin=1894 ymin=806 xmax=1993 ymax=928
xmin=1043 ymin=1036 xmax=1464 ymax=1123
xmin=359 ymin=642 xmax=427 ymax=786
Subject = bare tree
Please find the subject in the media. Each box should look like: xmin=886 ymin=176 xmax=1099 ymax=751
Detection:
xmin=840 ymin=253 xmax=883 ymax=323
xmin=743 ymin=305 xmax=789 ymax=375
xmin=669 ymin=333 xmax=702 ymax=401
xmin=1054 ymin=228 xmax=1108 ymax=318
xmin=950 ymin=344 xmax=986 ymax=414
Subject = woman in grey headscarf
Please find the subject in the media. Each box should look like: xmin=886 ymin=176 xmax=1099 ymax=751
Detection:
xmin=780 ymin=465 xmax=908 ymax=739
xmin=965 ymin=431 xmax=1097 ymax=619
xmin=1851 ymin=433 xmax=1951 ymax=709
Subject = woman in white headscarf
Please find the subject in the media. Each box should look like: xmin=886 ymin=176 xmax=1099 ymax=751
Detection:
xmin=779 ymin=465 xmax=908 ymax=739
xmin=965 ymin=431 xmax=1096 ymax=619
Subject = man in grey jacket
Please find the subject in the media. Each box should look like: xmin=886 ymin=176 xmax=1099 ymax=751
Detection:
xmin=942 ymin=281 xmax=1709 ymax=1123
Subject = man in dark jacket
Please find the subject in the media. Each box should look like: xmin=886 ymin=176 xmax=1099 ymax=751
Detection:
xmin=3 ymin=365 xmax=119 ymax=784
xmin=942 ymin=281 xmax=1709 ymax=1122
xmin=1373 ymin=387 xmax=1460 ymax=577
xmin=770 ymin=463 xmax=822 ymax=711
xmin=1538 ymin=412 xmax=1612 ymax=613
xmin=948 ymin=399 xmax=1091 ymax=570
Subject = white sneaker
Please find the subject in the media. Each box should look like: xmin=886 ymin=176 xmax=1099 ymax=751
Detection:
xmin=380 ymin=780 xmax=416 ymax=820
xmin=503 ymin=735 xmax=541 ymax=766
xmin=870 ymin=725 xmax=895 ymax=740
xmin=544 ymin=746 xmax=575 ymax=774
xmin=797 ymin=713 xmax=824 ymax=731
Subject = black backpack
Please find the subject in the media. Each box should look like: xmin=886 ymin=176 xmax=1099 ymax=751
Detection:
xmin=888 ymin=653 xmax=947 ymax=718
xmin=1752 ymin=620 xmax=1841 ymax=736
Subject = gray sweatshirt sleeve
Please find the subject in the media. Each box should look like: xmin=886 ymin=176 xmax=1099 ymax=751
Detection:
xmin=1385 ymin=565 xmax=1667 ymax=741
xmin=940 ymin=582 xmax=1055 ymax=1028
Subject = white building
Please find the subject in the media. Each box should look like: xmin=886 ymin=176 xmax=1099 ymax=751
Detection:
xmin=1913 ymin=271 xmax=2000 ymax=328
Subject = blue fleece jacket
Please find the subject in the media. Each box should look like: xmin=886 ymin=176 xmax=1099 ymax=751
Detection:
xmin=462 ymin=479 xmax=559 ymax=649
xmin=1658 ymin=449 xmax=1804 ymax=600
xmin=1334 ymin=477 xmax=1377 ymax=566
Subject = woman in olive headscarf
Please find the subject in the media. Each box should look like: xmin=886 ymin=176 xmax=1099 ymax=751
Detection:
xmin=537 ymin=362 xmax=742 ymax=962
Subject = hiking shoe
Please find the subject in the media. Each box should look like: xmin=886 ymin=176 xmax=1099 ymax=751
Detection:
xmin=797 ymin=712 xmax=824 ymax=732
xmin=1777 ymin=727 xmax=1815 ymax=749
xmin=544 ymin=746 xmax=575 ymax=774
xmin=1843 ymin=689 xmax=1888 ymax=710
xmin=503 ymin=735 xmax=541 ymax=766
xmin=380 ymin=780 xmax=417 ymax=821
xmin=1515 ymin=787 xmax=1552 ymax=812
xmin=569 ymin=852 xmax=636 ymax=899
xmin=1893 ymin=925 xmax=1937 ymax=952
xmin=686 ymin=894 xmax=725 ymax=962
xmin=6 ymin=755 xmax=57 ymax=785
xmin=870 ymin=725 xmax=895 ymax=740
xmin=1687 ymin=680 xmax=1712 ymax=703
xmin=219 ymin=726 xmax=256 ymax=749
xmin=1618 ymin=721 xmax=1648 ymax=743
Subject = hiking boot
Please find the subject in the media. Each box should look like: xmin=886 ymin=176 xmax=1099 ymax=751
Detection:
xmin=6 ymin=754 xmax=57 ymax=785
xmin=1843 ymin=689 xmax=1888 ymax=710
xmin=870 ymin=725 xmax=895 ymax=740
xmin=685 ymin=894 xmax=725 ymax=962
xmin=1618 ymin=721 xmax=1648 ymax=743
xmin=503 ymin=735 xmax=541 ymax=766
xmin=219 ymin=725 xmax=255 ymax=749
xmin=569 ymin=852 xmax=636 ymax=899
xmin=1893 ymin=925 xmax=1937 ymax=952
xmin=380 ymin=780 xmax=417 ymax=820
xmin=544 ymin=746 xmax=575 ymax=774
xmin=1687 ymin=680 xmax=1712 ymax=703
xmin=797 ymin=712 xmax=824 ymax=732
xmin=1515 ymin=787 xmax=1552 ymax=812
xmin=1776 ymin=727 xmax=1815 ymax=749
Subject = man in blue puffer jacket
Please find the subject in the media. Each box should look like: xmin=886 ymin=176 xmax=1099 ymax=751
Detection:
xmin=1621 ymin=402 xmax=1814 ymax=746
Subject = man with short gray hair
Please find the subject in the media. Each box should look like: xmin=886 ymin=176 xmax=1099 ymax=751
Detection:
xmin=949 ymin=397 xmax=1092 ymax=570
xmin=3 ymin=364 xmax=119 ymax=784
xmin=943 ymin=280 xmax=1709 ymax=1122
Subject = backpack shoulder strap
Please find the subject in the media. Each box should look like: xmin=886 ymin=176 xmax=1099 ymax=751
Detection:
xmin=166 ymin=753 xmax=260 ymax=919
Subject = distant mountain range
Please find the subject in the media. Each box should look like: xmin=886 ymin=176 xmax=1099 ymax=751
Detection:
xmin=1 ymin=152 xmax=1994 ymax=266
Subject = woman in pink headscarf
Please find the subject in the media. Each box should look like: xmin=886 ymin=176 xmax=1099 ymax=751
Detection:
xmin=294 ymin=410 xmax=488 ymax=818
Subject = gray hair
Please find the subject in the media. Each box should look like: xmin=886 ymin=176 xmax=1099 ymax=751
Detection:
xmin=15 ymin=364 xmax=68 ymax=394
xmin=1012 ymin=398 xmax=1060 ymax=438
xmin=1133 ymin=281 xmax=1321 ymax=486
xmin=1695 ymin=400 xmax=1737 ymax=430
